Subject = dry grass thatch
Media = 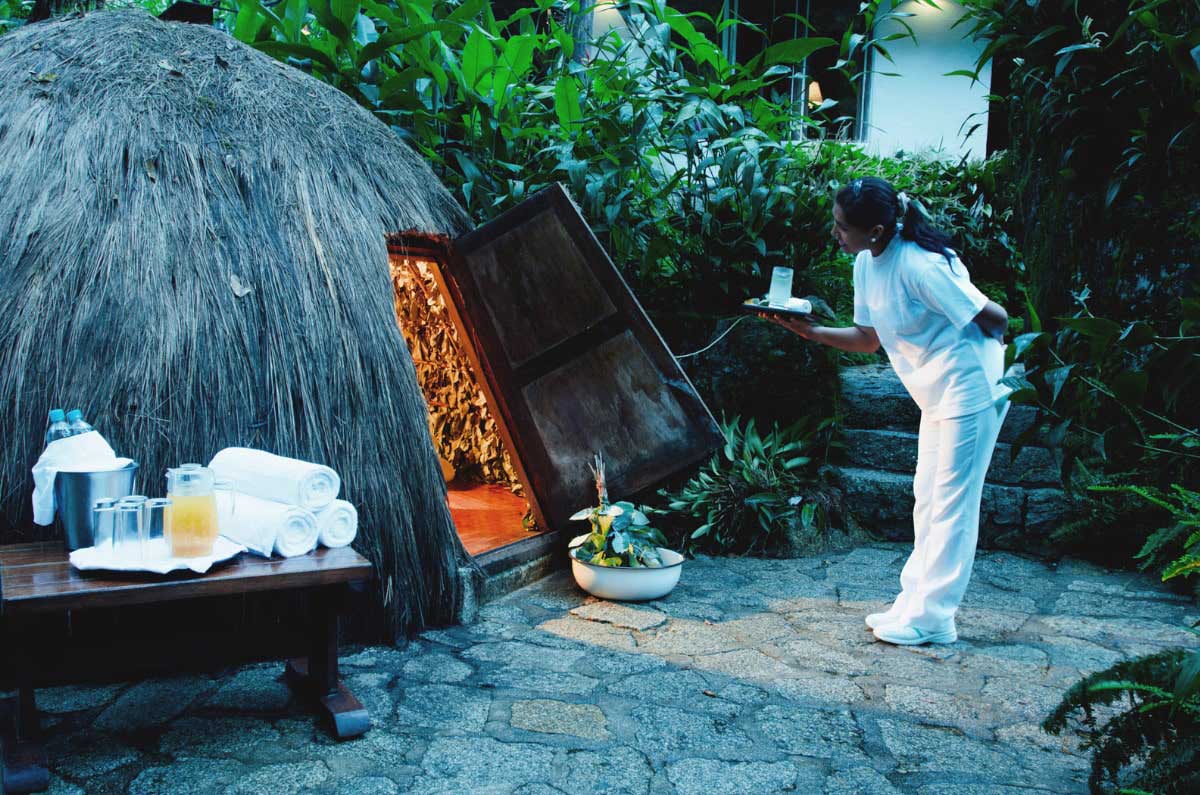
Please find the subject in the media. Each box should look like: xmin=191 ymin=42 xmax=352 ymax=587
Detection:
xmin=0 ymin=9 xmax=476 ymax=636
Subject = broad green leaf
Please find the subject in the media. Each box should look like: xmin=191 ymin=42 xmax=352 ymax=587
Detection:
xmin=360 ymin=22 xmax=462 ymax=63
xmin=745 ymin=37 xmax=837 ymax=72
xmin=1044 ymin=365 xmax=1073 ymax=405
xmin=554 ymin=76 xmax=582 ymax=131
xmin=1059 ymin=317 xmax=1121 ymax=342
xmin=253 ymin=41 xmax=339 ymax=72
xmin=461 ymin=27 xmax=496 ymax=92
xmin=1010 ymin=331 xmax=1046 ymax=359
xmin=234 ymin=0 xmax=265 ymax=42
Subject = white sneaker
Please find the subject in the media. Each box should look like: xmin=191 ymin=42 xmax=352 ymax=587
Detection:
xmin=864 ymin=611 xmax=900 ymax=630
xmin=872 ymin=623 xmax=958 ymax=646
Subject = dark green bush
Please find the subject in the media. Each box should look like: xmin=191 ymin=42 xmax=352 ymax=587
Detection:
xmin=659 ymin=416 xmax=844 ymax=556
xmin=1043 ymin=644 xmax=1200 ymax=795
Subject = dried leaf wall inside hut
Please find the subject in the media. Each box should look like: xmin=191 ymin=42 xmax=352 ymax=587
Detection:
xmin=389 ymin=253 xmax=536 ymax=556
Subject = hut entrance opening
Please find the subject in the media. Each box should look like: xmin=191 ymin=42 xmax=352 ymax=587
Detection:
xmin=389 ymin=247 xmax=537 ymax=557
xmin=388 ymin=184 xmax=725 ymax=563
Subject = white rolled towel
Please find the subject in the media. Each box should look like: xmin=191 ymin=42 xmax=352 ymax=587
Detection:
xmin=316 ymin=499 xmax=358 ymax=549
xmin=208 ymin=448 xmax=340 ymax=511
xmin=216 ymin=491 xmax=319 ymax=558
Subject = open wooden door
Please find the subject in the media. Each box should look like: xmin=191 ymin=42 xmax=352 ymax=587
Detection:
xmin=439 ymin=184 xmax=722 ymax=532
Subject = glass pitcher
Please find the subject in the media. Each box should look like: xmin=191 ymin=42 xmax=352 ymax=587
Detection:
xmin=165 ymin=466 xmax=219 ymax=558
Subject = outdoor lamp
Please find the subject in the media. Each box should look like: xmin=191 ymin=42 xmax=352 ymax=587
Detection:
xmin=808 ymin=80 xmax=824 ymax=109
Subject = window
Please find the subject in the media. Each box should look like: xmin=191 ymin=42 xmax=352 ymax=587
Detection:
xmin=687 ymin=0 xmax=866 ymax=139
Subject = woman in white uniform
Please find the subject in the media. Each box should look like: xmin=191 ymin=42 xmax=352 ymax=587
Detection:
xmin=762 ymin=177 xmax=1011 ymax=646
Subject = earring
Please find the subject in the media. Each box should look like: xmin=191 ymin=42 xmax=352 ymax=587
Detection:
xmin=870 ymin=237 xmax=877 ymax=243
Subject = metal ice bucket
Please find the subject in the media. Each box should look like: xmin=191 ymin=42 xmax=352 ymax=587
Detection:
xmin=54 ymin=463 xmax=139 ymax=550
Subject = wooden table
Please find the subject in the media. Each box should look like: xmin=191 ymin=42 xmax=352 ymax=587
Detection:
xmin=0 ymin=543 xmax=373 ymax=794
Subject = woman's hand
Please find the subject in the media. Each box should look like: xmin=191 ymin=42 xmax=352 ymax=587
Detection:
xmin=756 ymin=311 xmax=817 ymax=340
xmin=972 ymin=301 xmax=1009 ymax=342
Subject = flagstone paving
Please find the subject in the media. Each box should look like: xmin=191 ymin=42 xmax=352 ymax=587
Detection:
xmin=22 ymin=543 xmax=1200 ymax=794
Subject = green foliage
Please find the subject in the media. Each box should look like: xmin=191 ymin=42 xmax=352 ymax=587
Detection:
xmin=1002 ymin=290 xmax=1198 ymax=565
xmin=1101 ymin=483 xmax=1200 ymax=592
xmin=958 ymin=0 xmax=1199 ymax=322
xmin=8 ymin=0 xmax=1027 ymax=431
xmin=660 ymin=416 xmax=829 ymax=556
xmin=570 ymin=500 xmax=669 ymax=568
xmin=0 ymin=0 xmax=31 ymax=32
xmin=1043 ymin=644 xmax=1200 ymax=795
xmin=1046 ymin=464 xmax=1169 ymax=567
xmin=1003 ymin=285 xmax=1198 ymax=483
xmin=570 ymin=452 xmax=668 ymax=567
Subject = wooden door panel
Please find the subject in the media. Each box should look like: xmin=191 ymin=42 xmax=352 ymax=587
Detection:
xmin=522 ymin=331 xmax=699 ymax=517
xmin=445 ymin=184 xmax=721 ymax=531
xmin=461 ymin=210 xmax=616 ymax=368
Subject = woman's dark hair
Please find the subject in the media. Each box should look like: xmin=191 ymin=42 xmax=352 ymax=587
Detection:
xmin=835 ymin=176 xmax=955 ymax=264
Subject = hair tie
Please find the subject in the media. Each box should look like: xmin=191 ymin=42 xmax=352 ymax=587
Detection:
xmin=895 ymin=191 xmax=910 ymax=234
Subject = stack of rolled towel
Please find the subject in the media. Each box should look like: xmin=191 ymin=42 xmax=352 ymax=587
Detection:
xmin=208 ymin=447 xmax=358 ymax=558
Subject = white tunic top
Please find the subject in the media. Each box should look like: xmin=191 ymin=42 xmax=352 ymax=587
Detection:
xmin=853 ymin=237 xmax=1008 ymax=420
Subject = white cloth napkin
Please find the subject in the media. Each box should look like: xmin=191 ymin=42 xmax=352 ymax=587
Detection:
xmin=31 ymin=431 xmax=134 ymax=525
xmin=69 ymin=537 xmax=245 ymax=575
xmin=315 ymin=499 xmax=358 ymax=549
xmin=217 ymin=491 xmax=319 ymax=558
xmin=208 ymin=448 xmax=340 ymax=511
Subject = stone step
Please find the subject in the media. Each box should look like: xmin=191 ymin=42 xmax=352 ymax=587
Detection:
xmin=841 ymin=428 xmax=1059 ymax=487
xmin=839 ymin=364 xmax=1038 ymax=443
xmin=455 ymin=532 xmax=564 ymax=623
xmin=825 ymin=465 xmax=1067 ymax=554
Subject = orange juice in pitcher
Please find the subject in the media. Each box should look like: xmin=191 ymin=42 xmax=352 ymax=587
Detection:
xmin=165 ymin=466 xmax=219 ymax=557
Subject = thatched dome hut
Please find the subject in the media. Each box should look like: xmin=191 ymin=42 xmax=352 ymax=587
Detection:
xmin=0 ymin=10 xmax=474 ymax=635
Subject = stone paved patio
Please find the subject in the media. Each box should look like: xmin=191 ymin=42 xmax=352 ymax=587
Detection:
xmin=23 ymin=543 xmax=1200 ymax=794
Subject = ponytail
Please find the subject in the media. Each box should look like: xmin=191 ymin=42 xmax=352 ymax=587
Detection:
xmin=896 ymin=197 xmax=955 ymax=266
xmin=836 ymin=176 xmax=956 ymax=266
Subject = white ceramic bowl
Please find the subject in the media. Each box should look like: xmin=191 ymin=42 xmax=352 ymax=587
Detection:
xmin=568 ymin=545 xmax=684 ymax=601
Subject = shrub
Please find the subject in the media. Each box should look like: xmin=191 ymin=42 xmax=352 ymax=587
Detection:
xmin=1043 ymin=643 xmax=1200 ymax=795
xmin=659 ymin=416 xmax=839 ymax=556
xmin=958 ymin=0 xmax=1200 ymax=322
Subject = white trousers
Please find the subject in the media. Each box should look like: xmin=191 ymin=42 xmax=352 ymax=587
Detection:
xmin=891 ymin=401 xmax=1009 ymax=631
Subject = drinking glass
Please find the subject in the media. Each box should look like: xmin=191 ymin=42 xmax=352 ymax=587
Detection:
xmin=767 ymin=266 xmax=793 ymax=307
xmin=114 ymin=503 xmax=144 ymax=562
xmin=214 ymin=478 xmax=236 ymax=535
xmin=92 ymin=501 xmax=117 ymax=552
xmin=143 ymin=498 xmax=173 ymax=544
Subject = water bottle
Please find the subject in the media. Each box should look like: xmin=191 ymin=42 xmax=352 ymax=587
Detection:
xmin=45 ymin=409 xmax=72 ymax=446
xmin=66 ymin=409 xmax=95 ymax=436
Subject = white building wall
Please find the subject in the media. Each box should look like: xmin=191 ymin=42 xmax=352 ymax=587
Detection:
xmin=863 ymin=0 xmax=991 ymax=161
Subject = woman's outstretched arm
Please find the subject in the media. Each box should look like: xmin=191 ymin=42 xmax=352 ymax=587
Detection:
xmin=757 ymin=314 xmax=881 ymax=353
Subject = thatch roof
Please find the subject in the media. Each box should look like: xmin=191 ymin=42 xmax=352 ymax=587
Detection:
xmin=0 ymin=10 xmax=475 ymax=635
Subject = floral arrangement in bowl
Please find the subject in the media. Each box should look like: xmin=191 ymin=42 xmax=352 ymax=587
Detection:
xmin=568 ymin=454 xmax=684 ymax=600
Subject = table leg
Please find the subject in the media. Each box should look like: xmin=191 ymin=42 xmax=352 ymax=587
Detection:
xmin=285 ymin=585 xmax=369 ymax=740
xmin=2 ymin=620 xmax=49 ymax=794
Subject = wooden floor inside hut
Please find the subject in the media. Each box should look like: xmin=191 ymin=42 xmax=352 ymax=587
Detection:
xmin=448 ymin=482 xmax=540 ymax=556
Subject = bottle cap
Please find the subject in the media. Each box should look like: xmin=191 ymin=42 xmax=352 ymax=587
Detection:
xmin=48 ymin=409 xmax=66 ymax=422
xmin=66 ymin=409 xmax=83 ymax=422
